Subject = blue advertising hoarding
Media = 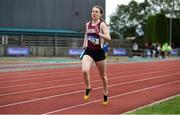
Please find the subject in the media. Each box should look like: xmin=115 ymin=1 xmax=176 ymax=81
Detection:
xmin=171 ymin=49 xmax=179 ymax=56
xmin=69 ymin=48 xmax=83 ymax=56
xmin=113 ymin=48 xmax=128 ymax=56
xmin=7 ymin=47 xmax=29 ymax=56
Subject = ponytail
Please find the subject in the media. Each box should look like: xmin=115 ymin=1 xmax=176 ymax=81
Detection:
xmin=100 ymin=17 xmax=108 ymax=26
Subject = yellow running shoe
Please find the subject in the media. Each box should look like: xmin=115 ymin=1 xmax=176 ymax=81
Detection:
xmin=102 ymin=95 xmax=108 ymax=105
xmin=83 ymin=88 xmax=91 ymax=101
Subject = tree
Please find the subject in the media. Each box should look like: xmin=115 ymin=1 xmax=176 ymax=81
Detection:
xmin=109 ymin=0 xmax=180 ymax=39
xmin=109 ymin=4 xmax=129 ymax=39
xmin=109 ymin=0 xmax=150 ymax=39
xmin=149 ymin=0 xmax=180 ymax=18
xmin=146 ymin=13 xmax=169 ymax=44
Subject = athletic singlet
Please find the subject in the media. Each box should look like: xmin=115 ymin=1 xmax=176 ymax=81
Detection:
xmin=87 ymin=21 xmax=103 ymax=50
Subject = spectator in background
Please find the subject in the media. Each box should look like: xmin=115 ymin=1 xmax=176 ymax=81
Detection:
xmin=156 ymin=43 xmax=161 ymax=58
xmin=144 ymin=42 xmax=151 ymax=57
xmin=151 ymin=43 xmax=156 ymax=57
xmin=161 ymin=43 xmax=172 ymax=58
xmin=133 ymin=42 xmax=138 ymax=51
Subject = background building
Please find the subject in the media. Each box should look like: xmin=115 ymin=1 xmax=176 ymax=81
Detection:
xmin=0 ymin=0 xmax=108 ymax=57
xmin=0 ymin=0 xmax=105 ymax=32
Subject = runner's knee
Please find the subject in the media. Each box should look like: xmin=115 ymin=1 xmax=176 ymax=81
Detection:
xmin=101 ymin=76 xmax=108 ymax=83
xmin=82 ymin=69 xmax=89 ymax=76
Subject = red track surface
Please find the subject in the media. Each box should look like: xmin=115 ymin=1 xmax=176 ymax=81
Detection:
xmin=0 ymin=60 xmax=179 ymax=114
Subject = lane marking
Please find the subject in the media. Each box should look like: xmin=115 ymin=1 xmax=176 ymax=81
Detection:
xmin=0 ymin=72 xmax=179 ymax=108
xmin=0 ymin=64 xmax=179 ymax=87
xmin=43 ymin=80 xmax=180 ymax=114
xmin=0 ymin=67 xmax=179 ymax=96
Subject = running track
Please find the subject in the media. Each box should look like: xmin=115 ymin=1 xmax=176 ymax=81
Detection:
xmin=0 ymin=59 xmax=179 ymax=114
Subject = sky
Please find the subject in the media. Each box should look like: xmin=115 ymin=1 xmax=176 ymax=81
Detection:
xmin=106 ymin=0 xmax=145 ymax=23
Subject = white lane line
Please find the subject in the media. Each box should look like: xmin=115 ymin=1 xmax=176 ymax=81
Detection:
xmin=0 ymin=71 xmax=82 ymax=83
xmin=43 ymin=80 xmax=180 ymax=115
xmin=0 ymin=64 xmax=178 ymax=88
xmin=0 ymin=72 xmax=179 ymax=108
xmin=0 ymin=69 xmax=79 ymax=79
xmin=0 ymin=67 xmax=179 ymax=96
xmin=1 ymin=62 xmax=177 ymax=82
xmin=0 ymin=68 xmax=179 ymax=97
xmin=0 ymin=77 xmax=82 ymax=89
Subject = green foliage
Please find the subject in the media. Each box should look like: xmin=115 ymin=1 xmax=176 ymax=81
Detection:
xmin=146 ymin=13 xmax=180 ymax=47
xmin=150 ymin=0 xmax=180 ymax=18
xmin=171 ymin=18 xmax=180 ymax=47
xmin=146 ymin=15 xmax=155 ymax=42
xmin=109 ymin=0 xmax=180 ymax=40
xmin=124 ymin=26 xmax=137 ymax=37
xmin=109 ymin=1 xmax=150 ymax=39
xmin=155 ymin=13 xmax=169 ymax=43
xmin=146 ymin=14 xmax=169 ymax=44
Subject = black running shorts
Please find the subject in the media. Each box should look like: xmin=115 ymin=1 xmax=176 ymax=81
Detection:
xmin=84 ymin=48 xmax=105 ymax=62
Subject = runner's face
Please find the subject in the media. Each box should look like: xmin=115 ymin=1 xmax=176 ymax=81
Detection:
xmin=91 ymin=7 xmax=101 ymax=21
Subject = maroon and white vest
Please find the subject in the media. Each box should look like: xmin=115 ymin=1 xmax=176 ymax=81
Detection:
xmin=87 ymin=21 xmax=103 ymax=50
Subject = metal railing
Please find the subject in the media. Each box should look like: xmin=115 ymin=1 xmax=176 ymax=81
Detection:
xmin=0 ymin=35 xmax=134 ymax=57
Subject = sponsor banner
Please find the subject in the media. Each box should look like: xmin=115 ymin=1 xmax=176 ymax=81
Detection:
xmin=69 ymin=48 xmax=83 ymax=56
xmin=171 ymin=49 xmax=179 ymax=56
xmin=7 ymin=47 xmax=29 ymax=56
xmin=113 ymin=48 xmax=128 ymax=56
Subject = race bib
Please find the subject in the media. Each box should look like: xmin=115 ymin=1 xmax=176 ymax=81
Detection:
xmin=88 ymin=36 xmax=99 ymax=45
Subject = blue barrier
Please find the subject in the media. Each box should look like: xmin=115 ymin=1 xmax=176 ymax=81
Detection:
xmin=69 ymin=48 xmax=83 ymax=56
xmin=7 ymin=47 xmax=29 ymax=56
xmin=113 ymin=48 xmax=128 ymax=56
